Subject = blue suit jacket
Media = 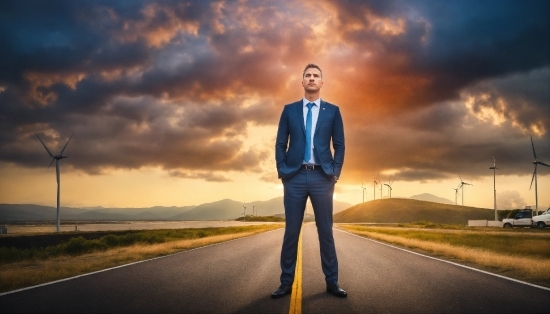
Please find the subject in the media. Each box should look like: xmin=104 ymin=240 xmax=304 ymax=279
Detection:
xmin=275 ymin=100 xmax=345 ymax=179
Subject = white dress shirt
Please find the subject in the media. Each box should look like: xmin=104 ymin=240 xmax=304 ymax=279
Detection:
xmin=303 ymin=98 xmax=320 ymax=164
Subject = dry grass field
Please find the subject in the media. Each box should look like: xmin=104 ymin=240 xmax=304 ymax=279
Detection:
xmin=0 ymin=224 xmax=282 ymax=293
xmin=339 ymin=224 xmax=550 ymax=288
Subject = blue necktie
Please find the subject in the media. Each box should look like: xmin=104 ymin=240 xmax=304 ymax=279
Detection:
xmin=304 ymin=102 xmax=314 ymax=163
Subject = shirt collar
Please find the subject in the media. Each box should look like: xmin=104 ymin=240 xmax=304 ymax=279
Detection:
xmin=303 ymin=98 xmax=321 ymax=107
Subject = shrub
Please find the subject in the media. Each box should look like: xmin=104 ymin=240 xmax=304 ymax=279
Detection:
xmin=0 ymin=246 xmax=39 ymax=263
xmin=63 ymin=237 xmax=107 ymax=255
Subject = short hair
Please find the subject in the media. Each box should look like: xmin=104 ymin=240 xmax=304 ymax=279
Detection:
xmin=303 ymin=63 xmax=322 ymax=78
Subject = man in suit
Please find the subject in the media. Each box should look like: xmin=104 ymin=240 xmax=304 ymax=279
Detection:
xmin=272 ymin=64 xmax=346 ymax=298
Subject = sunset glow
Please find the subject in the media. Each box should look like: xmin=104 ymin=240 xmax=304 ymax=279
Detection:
xmin=0 ymin=0 xmax=548 ymax=210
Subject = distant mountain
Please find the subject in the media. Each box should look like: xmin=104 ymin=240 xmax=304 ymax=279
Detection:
xmin=334 ymin=198 xmax=493 ymax=224
xmin=172 ymin=197 xmax=353 ymax=220
xmin=0 ymin=204 xmax=195 ymax=222
xmin=0 ymin=197 xmax=353 ymax=222
xmin=409 ymin=193 xmax=454 ymax=205
xmin=172 ymin=199 xmax=245 ymax=220
xmin=0 ymin=204 xmax=61 ymax=221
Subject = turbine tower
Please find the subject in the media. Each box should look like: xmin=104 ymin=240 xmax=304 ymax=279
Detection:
xmin=242 ymin=201 xmax=246 ymax=221
xmin=36 ymin=132 xmax=74 ymax=232
xmin=489 ymin=156 xmax=499 ymax=221
xmin=458 ymin=175 xmax=473 ymax=206
xmin=529 ymin=135 xmax=549 ymax=215
xmin=361 ymin=180 xmax=366 ymax=203
xmin=453 ymin=187 xmax=460 ymax=205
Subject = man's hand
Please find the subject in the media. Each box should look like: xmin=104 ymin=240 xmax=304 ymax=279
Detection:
xmin=334 ymin=176 xmax=338 ymax=182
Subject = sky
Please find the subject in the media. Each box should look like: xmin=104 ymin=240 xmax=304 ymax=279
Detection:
xmin=0 ymin=0 xmax=549 ymax=211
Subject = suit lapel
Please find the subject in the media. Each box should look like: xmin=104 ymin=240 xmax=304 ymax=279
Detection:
xmin=296 ymin=101 xmax=306 ymax=134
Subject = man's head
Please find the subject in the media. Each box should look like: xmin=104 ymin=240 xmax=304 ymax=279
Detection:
xmin=302 ymin=63 xmax=323 ymax=94
xmin=302 ymin=64 xmax=322 ymax=79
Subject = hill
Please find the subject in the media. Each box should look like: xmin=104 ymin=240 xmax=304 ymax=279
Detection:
xmin=172 ymin=197 xmax=352 ymax=220
xmin=172 ymin=199 xmax=245 ymax=220
xmin=334 ymin=198 xmax=494 ymax=225
xmin=0 ymin=197 xmax=354 ymax=222
xmin=0 ymin=204 xmax=195 ymax=222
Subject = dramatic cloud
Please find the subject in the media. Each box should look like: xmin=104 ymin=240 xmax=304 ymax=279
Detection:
xmin=0 ymin=0 xmax=548 ymax=184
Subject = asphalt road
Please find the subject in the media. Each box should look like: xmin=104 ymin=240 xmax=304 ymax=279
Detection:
xmin=1 ymin=224 xmax=549 ymax=313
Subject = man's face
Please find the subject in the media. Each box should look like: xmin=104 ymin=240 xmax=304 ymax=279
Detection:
xmin=302 ymin=68 xmax=323 ymax=93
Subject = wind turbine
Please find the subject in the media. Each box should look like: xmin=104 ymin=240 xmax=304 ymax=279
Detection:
xmin=36 ymin=132 xmax=74 ymax=232
xmin=529 ymin=135 xmax=549 ymax=215
xmin=373 ymin=172 xmax=379 ymax=201
xmin=242 ymin=201 xmax=246 ymax=221
xmin=384 ymin=178 xmax=394 ymax=198
xmin=458 ymin=175 xmax=473 ymax=206
xmin=489 ymin=156 xmax=499 ymax=221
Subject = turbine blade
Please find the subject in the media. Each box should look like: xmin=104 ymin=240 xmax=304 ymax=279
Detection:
xmin=493 ymin=156 xmax=496 ymax=167
xmin=529 ymin=165 xmax=536 ymax=190
xmin=35 ymin=133 xmax=54 ymax=157
xmin=56 ymin=161 xmax=60 ymax=184
xmin=530 ymin=135 xmax=537 ymax=159
xmin=48 ymin=158 xmax=55 ymax=169
xmin=59 ymin=132 xmax=74 ymax=155
xmin=538 ymin=161 xmax=550 ymax=167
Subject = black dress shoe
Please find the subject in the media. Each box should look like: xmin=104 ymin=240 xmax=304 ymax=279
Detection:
xmin=271 ymin=285 xmax=292 ymax=298
xmin=326 ymin=284 xmax=347 ymax=297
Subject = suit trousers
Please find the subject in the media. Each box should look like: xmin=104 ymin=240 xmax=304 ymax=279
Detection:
xmin=279 ymin=167 xmax=338 ymax=286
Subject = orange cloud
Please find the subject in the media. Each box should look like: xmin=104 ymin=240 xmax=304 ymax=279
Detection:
xmin=115 ymin=3 xmax=200 ymax=48
xmin=23 ymin=72 xmax=86 ymax=106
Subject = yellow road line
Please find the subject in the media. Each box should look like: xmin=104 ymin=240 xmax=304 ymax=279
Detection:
xmin=289 ymin=228 xmax=303 ymax=314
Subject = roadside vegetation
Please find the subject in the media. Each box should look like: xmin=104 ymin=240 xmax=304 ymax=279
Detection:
xmin=338 ymin=223 xmax=550 ymax=287
xmin=0 ymin=224 xmax=282 ymax=293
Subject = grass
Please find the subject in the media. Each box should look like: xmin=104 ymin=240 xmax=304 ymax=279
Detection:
xmin=235 ymin=215 xmax=285 ymax=222
xmin=1 ymin=227 xmax=275 ymax=263
xmin=0 ymin=224 xmax=282 ymax=293
xmin=334 ymin=198 xmax=495 ymax=224
xmin=338 ymin=224 xmax=550 ymax=287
